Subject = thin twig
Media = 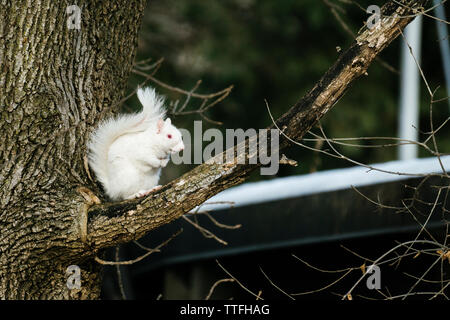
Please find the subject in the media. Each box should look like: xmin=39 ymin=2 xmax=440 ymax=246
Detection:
xmin=215 ymin=259 xmax=264 ymax=300
xmin=115 ymin=246 xmax=127 ymax=300
xmin=205 ymin=278 xmax=235 ymax=300
xmin=95 ymin=229 xmax=182 ymax=265
xmin=182 ymin=215 xmax=228 ymax=245
xmin=259 ymin=266 xmax=295 ymax=300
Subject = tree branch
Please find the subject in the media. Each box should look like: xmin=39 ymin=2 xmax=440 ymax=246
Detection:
xmin=86 ymin=0 xmax=427 ymax=251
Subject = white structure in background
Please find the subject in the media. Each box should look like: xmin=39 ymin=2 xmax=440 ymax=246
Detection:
xmin=198 ymin=156 xmax=450 ymax=212
xmin=398 ymin=15 xmax=423 ymax=160
xmin=433 ymin=0 xmax=450 ymax=111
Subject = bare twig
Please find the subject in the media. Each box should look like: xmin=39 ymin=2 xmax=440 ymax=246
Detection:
xmin=95 ymin=229 xmax=182 ymax=265
xmin=216 ymin=259 xmax=264 ymax=300
xmin=259 ymin=266 xmax=295 ymax=300
xmin=205 ymin=278 xmax=235 ymax=300
xmin=182 ymin=215 xmax=228 ymax=245
xmin=115 ymin=246 xmax=127 ymax=300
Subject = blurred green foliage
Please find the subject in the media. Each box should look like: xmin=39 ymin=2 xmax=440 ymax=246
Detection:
xmin=127 ymin=0 xmax=450 ymax=182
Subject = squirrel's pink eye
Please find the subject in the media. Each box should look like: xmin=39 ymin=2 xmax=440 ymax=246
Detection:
xmin=167 ymin=134 xmax=172 ymax=139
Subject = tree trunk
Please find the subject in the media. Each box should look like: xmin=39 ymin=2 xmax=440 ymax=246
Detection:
xmin=0 ymin=0 xmax=146 ymax=299
xmin=0 ymin=0 xmax=425 ymax=299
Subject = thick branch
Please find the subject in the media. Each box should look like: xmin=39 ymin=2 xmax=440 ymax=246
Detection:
xmin=87 ymin=0 xmax=426 ymax=251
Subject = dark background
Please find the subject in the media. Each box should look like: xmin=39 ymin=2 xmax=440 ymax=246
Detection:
xmin=127 ymin=0 xmax=450 ymax=183
xmin=101 ymin=0 xmax=450 ymax=300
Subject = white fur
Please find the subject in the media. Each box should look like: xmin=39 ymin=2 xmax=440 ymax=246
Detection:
xmin=87 ymin=87 xmax=184 ymax=200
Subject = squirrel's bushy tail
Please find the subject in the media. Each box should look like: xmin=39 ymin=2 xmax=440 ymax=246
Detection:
xmin=87 ymin=87 xmax=166 ymax=190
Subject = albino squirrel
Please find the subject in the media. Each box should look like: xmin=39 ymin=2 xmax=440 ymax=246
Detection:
xmin=87 ymin=87 xmax=184 ymax=201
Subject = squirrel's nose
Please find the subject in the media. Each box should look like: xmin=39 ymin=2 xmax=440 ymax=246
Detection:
xmin=172 ymin=143 xmax=184 ymax=153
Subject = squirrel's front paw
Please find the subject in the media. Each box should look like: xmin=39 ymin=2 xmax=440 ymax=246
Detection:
xmin=126 ymin=190 xmax=149 ymax=199
xmin=128 ymin=186 xmax=163 ymax=199
xmin=160 ymin=158 xmax=170 ymax=167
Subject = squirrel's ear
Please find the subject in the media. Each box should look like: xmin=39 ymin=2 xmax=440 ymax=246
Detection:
xmin=165 ymin=118 xmax=171 ymax=125
xmin=157 ymin=118 xmax=164 ymax=134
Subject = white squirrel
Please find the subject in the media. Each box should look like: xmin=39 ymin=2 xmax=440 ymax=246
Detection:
xmin=87 ymin=87 xmax=184 ymax=201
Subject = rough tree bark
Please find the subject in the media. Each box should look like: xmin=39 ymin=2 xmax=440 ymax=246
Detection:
xmin=0 ymin=0 xmax=425 ymax=299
